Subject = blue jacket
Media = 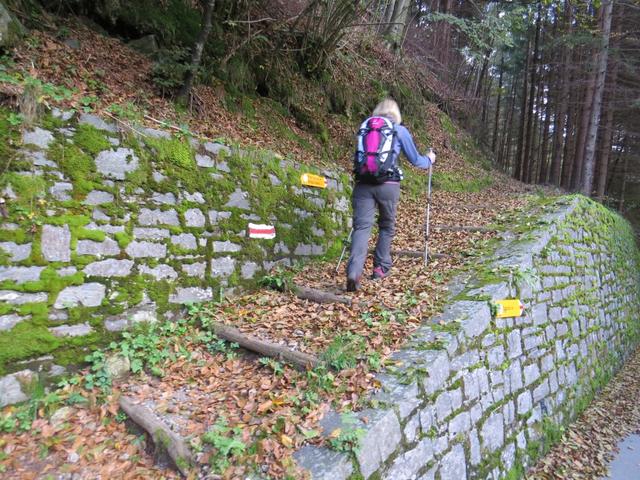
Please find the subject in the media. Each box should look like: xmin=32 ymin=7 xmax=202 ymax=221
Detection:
xmin=355 ymin=122 xmax=432 ymax=183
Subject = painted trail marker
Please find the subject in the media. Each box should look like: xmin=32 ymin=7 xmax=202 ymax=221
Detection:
xmin=249 ymin=223 xmax=276 ymax=239
xmin=494 ymin=299 xmax=525 ymax=318
xmin=300 ymin=173 xmax=326 ymax=189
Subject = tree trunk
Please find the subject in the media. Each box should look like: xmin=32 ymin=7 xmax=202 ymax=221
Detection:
xmin=515 ymin=34 xmax=531 ymax=181
xmin=581 ymin=0 xmax=614 ymax=196
xmin=522 ymin=2 xmax=542 ymax=184
xmin=178 ymin=0 xmax=216 ymax=102
xmin=492 ymin=57 xmax=505 ymax=153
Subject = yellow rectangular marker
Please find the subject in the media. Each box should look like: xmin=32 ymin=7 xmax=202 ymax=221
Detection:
xmin=494 ymin=299 xmax=525 ymax=318
xmin=300 ymin=173 xmax=327 ymax=189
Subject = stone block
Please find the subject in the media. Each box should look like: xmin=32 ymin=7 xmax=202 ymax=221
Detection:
xmin=139 ymin=264 xmax=177 ymax=280
xmin=137 ymin=208 xmax=180 ymax=226
xmin=50 ymin=182 xmax=73 ymax=201
xmin=77 ymin=238 xmax=120 ymax=257
xmin=151 ymin=192 xmax=176 ymax=205
xmin=126 ymin=241 xmax=167 ymax=258
xmin=439 ymin=443 xmax=466 ymax=480
xmin=507 ymin=330 xmax=523 ymax=359
xmin=133 ymin=227 xmax=170 ymax=240
xmin=79 ymin=113 xmax=117 ymax=133
xmin=211 ymin=256 xmax=236 ymax=277
xmin=171 ymin=233 xmax=197 ymax=250
xmin=225 ymin=189 xmax=250 ymax=210
xmin=54 ymin=283 xmax=106 ymax=309
xmin=0 ymin=370 xmax=35 ymax=407
xmin=488 ymin=345 xmax=506 ymax=368
xmin=182 ymin=262 xmax=206 ymax=278
xmin=293 ymin=445 xmax=352 ymax=480
xmin=213 ymin=240 xmax=241 ymax=253
xmin=42 ymin=224 xmax=71 ymax=262
xmin=0 ymin=266 xmax=45 ymax=284
xmin=0 ymin=241 xmax=31 ymax=262
xmin=469 ymin=429 xmax=481 ymax=466
xmin=355 ymin=409 xmax=402 ymax=479
xmin=95 ymin=148 xmax=139 ymax=180
xmin=184 ymin=209 xmax=206 ymax=228
xmin=104 ymin=304 xmax=157 ymax=332
xmin=183 ymin=191 xmax=206 ymax=204
xmin=480 ymin=412 xmax=504 ymax=452
xmin=204 ymin=142 xmax=231 ymax=156
xmin=448 ymin=411 xmax=471 ymax=439
xmin=386 ymin=437 xmax=434 ymax=479
xmin=195 ymin=153 xmax=214 ymax=168
xmin=422 ymin=351 xmax=451 ymax=395
xmin=23 ymin=127 xmax=54 ymax=149
xmin=0 ymin=291 xmax=47 ymax=305
xmin=84 ymin=259 xmax=133 ymax=277
xmin=84 ymin=190 xmax=114 ymax=205
xmin=517 ymin=391 xmax=532 ymax=415
xmin=168 ymin=287 xmax=213 ymax=304
xmin=241 ymin=261 xmax=260 ymax=280
xmin=49 ymin=323 xmax=93 ymax=337
xmin=371 ymin=375 xmax=421 ymax=420
xmin=523 ymin=363 xmax=540 ymax=386
xmin=0 ymin=313 xmax=29 ymax=331
xmin=208 ymin=210 xmax=232 ymax=224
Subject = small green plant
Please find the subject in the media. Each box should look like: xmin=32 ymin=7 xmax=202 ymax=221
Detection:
xmin=327 ymin=413 xmax=365 ymax=453
xmin=201 ymin=417 xmax=247 ymax=474
xmin=259 ymin=266 xmax=294 ymax=291
xmin=259 ymin=357 xmax=285 ymax=376
xmin=321 ymin=333 xmax=366 ymax=370
xmin=151 ymin=47 xmax=191 ymax=97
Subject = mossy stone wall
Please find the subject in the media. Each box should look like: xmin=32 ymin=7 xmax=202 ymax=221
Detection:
xmin=294 ymin=195 xmax=640 ymax=480
xmin=0 ymin=110 xmax=351 ymax=385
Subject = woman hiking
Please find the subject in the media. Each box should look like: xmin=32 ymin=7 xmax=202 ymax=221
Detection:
xmin=346 ymin=98 xmax=436 ymax=292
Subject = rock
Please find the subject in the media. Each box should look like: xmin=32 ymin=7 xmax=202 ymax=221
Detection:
xmin=63 ymin=37 xmax=80 ymax=49
xmin=152 ymin=170 xmax=167 ymax=182
xmin=168 ymin=287 xmax=213 ymax=304
xmin=182 ymin=262 xmax=206 ymax=278
xmin=171 ymin=233 xmax=197 ymax=250
xmin=151 ymin=192 xmax=176 ymax=205
xmin=133 ymin=227 xmax=170 ymax=240
xmin=208 ymin=210 xmax=232 ymax=224
xmin=480 ymin=412 xmax=504 ymax=452
xmin=184 ymin=208 xmax=206 ymax=227
xmin=355 ymin=409 xmax=402 ymax=478
xmin=139 ymin=264 xmax=177 ymax=280
xmin=293 ymin=445 xmax=353 ymax=480
xmin=92 ymin=208 xmax=110 ymax=221
xmin=50 ymin=182 xmax=73 ymax=201
xmin=204 ymin=142 xmax=231 ymax=156
xmin=211 ymin=256 xmax=236 ymax=277
xmin=54 ymin=283 xmax=106 ymax=309
xmin=127 ymin=34 xmax=158 ymax=56
xmin=195 ymin=154 xmax=214 ymax=168
xmin=0 ymin=313 xmax=29 ymax=331
xmin=104 ymin=354 xmax=131 ymax=379
xmin=126 ymin=241 xmax=167 ymax=258
xmin=0 ymin=265 xmax=45 ymax=283
xmin=217 ymin=160 xmax=230 ymax=173
xmin=79 ymin=113 xmax=117 ymax=133
xmin=42 ymin=224 xmax=71 ymax=262
xmin=67 ymin=451 xmax=80 ymax=464
xmin=84 ymin=190 xmax=114 ymax=205
xmin=52 ymin=108 xmax=75 ymax=122
xmin=104 ymin=305 xmax=157 ymax=332
xmin=0 ymin=370 xmax=34 ymax=407
xmin=49 ymin=323 xmax=93 ymax=337
xmin=23 ymin=150 xmax=56 ymax=167
xmin=137 ymin=208 xmax=180 ymax=226
xmin=212 ymin=240 xmax=241 ymax=253
xmin=141 ymin=128 xmax=170 ymax=139
xmin=0 ymin=291 xmax=47 ymax=305
xmin=241 ymin=261 xmax=259 ymax=279
xmin=76 ymin=238 xmax=120 ymax=257
xmin=0 ymin=3 xmax=25 ymax=49
xmin=439 ymin=444 xmax=466 ymax=480
xmin=225 ymin=189 xmax=250 ymax=210
xmin=83 ymin=259 xmax=133 ymax=277
xmin=50 ymin=406 xmax=73 ymax=425
xmin=183 ymin=191 xmax=206 ymax=204
xmin=95 ymin=148 xmax=139 ymax=180
xmin=0 ymin=241 xmax=31 ymax=261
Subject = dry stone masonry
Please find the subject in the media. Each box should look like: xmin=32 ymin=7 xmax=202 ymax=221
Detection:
xmin=294 ymin=196 xmax=640 ymax=479
xmin=0 ymin=111 xmax=350 ymax=400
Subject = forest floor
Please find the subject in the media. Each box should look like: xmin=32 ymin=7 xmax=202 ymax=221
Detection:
xmin=0 ymin=13 xmax=563 ymax=480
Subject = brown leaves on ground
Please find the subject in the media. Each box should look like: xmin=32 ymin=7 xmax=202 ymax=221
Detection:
xmin=0 ymin=396 xmax=178 ymax=479
xmin=528 ymin=347 xmax=640 ymax=479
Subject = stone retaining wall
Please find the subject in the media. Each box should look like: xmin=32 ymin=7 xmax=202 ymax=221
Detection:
xmin=0 ymin=111 xmax=350 ymax=395
xmin=294 ymin=196 xmax=640 ymax=480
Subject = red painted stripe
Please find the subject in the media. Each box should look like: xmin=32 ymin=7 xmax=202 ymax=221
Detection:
xmin=250 ymin=228 xmax=275 ymax=234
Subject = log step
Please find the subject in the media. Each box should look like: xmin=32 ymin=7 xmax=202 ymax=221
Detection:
xmin=119 ymin=396 xmax=193 ymax=477
xmin=212 ymin=322 xmax=320 ymax=370
xmin=292 ymin=284 xmax=353 ymax=306
xmin=433 ymin=225 xmax=496 ymax=233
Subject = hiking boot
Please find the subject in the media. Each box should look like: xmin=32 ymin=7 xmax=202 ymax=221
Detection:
xmin=346 ymin=277 xmax=361 ymax=292
xmin=371 ymin=266 xmax=388 ymax=280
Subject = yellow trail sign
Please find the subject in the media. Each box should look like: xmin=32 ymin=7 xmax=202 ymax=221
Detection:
xmin=300 ymin=173 xmax=327 ymax=189
xmin=494 ymin=299 xmax=525 ymax=318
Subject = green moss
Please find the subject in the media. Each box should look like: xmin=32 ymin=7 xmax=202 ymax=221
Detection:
xmin=73 ymin=124 xmax=112 ymax=155
xmin=114 ymin=231 xmax=133 ymax=248
xmin=49 ymin=141 xmax=99 ymax=197
xmin=0 ymin=322 xmax=61 ymax=374
xmin=1 ymin=172 xmax=47 ymax=207
xmin=75 ymin=227 xmax=106 ymax=242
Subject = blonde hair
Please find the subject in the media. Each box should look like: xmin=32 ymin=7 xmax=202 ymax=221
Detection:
xmin=372 ymin=98 xmax=402 ymax=124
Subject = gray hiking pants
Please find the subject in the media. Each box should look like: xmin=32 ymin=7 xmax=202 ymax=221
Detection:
xmin=346 ymin=182 xmax=401 ymax=281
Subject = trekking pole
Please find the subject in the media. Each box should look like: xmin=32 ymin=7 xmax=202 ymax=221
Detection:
xmin=424 ymin=150 xmax=434 ymax=267
xmin=335 ymin=228 xmax=353 ymax=273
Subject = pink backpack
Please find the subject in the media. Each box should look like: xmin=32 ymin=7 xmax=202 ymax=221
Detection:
xmin=354 ymin=116 xmax=397 ymax=183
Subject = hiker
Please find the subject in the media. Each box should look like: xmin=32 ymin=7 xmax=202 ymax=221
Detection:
xmin=346 ymin=98 xmax=436 ymax=292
